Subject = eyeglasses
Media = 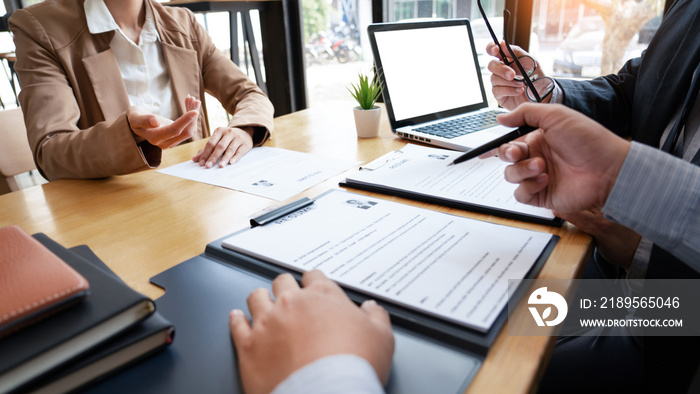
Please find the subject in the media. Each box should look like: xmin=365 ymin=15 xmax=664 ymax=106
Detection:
xmin=477 ymin=1 xmax=554 ymax=103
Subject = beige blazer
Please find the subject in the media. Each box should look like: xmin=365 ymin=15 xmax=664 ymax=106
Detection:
xmin=10 ymin=0 xmax=274 ymax=180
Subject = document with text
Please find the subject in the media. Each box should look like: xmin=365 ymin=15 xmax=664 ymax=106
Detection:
xmin=222 ymin=189 xmax=554 ymax=332
xmin=158 ymin=147 xmax=360 ymax=201
xmin=342 ymin=144 xmax=557 ymax=224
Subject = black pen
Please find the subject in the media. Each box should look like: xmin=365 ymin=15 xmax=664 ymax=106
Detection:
xmin=449 ymin=125 xmax=538 ymax=166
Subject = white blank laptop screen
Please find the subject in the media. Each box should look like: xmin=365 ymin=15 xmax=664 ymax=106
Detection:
xmin=373 ymin=24 xmax=483 ymax=122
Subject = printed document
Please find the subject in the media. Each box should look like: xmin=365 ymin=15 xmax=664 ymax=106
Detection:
xmin=158 ymin=147 xmax=360 ymax=201
xmin=222 ymin=189 xmax=553 ymax=332
xmin=343 ymin=144 xmax=555 ymax=221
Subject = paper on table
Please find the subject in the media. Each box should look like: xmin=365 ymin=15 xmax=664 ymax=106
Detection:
xmin=344 ymin=144 xmax=556 ymax=221
xmin=222 ymin=189 xmax=553 ymax=332
xmin=157 ymin=147 xmax=361 ymax=201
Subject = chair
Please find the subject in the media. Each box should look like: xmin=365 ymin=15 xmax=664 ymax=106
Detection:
xmin=0 ymin=52 xmax=19 ymax=108
xmin=0 ymin=108 xmax=35 ymax=195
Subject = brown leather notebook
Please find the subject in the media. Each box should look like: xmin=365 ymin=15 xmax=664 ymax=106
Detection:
xmin=0 ymin=225 xmax=90 ymax=337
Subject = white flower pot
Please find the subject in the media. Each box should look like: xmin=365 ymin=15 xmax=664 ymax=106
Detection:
xmin=353 ymin=106 xmax=381 ymax=138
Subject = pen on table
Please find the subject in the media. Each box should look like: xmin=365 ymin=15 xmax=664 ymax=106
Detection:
xmin=448 ymin=125 xmax=538 ymax=166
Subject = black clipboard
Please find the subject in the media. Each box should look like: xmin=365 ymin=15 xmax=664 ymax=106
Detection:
xmin=340 ymin=178 xmax=564 ymax=226
xmin=207 ymin=189 xmax=559 ymax=354
xmin=339 ymin=148 xmax=563 ymax=227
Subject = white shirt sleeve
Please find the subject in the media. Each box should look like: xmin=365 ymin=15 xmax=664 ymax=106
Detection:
xmin=548 ymin=80 xmax=565 ymax=104
xmin=602 ymin=142 xmax=700 ymax=270
xmin=271 ymin=354 xmax=385 ymax=394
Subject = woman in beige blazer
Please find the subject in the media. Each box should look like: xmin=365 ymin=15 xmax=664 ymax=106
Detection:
xmin=9 ymin=0 xmax=274 ymax=180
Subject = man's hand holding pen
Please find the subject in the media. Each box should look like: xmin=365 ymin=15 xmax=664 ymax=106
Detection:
xmin=493 ymin=103 xmax=629 ymax=215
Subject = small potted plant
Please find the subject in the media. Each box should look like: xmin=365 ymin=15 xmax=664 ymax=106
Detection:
xmin=348 ymin=69 xmax=383 ymax=138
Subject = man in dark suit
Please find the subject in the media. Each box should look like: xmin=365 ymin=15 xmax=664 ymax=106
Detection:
xmin=488 ymin=0 xmax=700 ymax=391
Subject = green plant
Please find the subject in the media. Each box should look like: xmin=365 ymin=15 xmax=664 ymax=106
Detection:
xmin=347 ymin=69 xmax=383 ymax=110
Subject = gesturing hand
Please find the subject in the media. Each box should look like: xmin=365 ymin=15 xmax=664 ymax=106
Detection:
xmin=127 ymin=97 xmax=201 ymax=150
xmin=230 ymin=270 xmax=395 ymax=394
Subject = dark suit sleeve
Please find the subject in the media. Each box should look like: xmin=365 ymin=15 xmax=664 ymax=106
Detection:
xmin=556 ymin=55 xmax=643 ymax=138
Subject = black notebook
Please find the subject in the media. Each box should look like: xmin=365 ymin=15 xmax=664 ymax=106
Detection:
xmin=0 ymin=235 xmax=156 ymax=394
xmin=23 ymin=244 xmax=175 ymax=394
xmin=27 ymin=312 xmax=173 ymax=394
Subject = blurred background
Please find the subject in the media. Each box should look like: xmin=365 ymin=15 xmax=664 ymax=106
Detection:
xmin=0 ymin=0 xmax=665 ymax=124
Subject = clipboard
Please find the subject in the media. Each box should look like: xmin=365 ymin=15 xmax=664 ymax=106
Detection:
xmin=207 ymin=189 xmax=559 ymax=353
xmin=340 ymin=145 xmax=564 ymax=227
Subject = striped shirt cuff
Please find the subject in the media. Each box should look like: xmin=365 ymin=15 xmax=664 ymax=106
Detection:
xmin=602 ymin=142 xmax=700 ymax=270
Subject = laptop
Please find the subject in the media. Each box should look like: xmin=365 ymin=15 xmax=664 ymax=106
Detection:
xmin=367 ymin=19 xmax=513 ymax=151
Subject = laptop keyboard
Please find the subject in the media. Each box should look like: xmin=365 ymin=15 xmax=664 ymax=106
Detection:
xmin=414 ymin=110 xmax=501 ymax=139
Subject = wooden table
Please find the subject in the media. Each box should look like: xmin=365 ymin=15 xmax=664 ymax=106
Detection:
xmin=0 ymin=106 xmax=592 ymax=393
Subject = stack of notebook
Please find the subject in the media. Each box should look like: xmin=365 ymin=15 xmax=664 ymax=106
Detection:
xmin=0 ymin=226 xmax=174 ymax=393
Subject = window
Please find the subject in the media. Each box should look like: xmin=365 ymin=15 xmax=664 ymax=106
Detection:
xmin=530 ymin=0 xmax=664 ymax=79
xmin=300 ymin=0 xmax=668 ymax=110
xmin=301 ymin=0 xmax=374 ymax=109
xmin=301 ymin=0 xmax=505 ymax=109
